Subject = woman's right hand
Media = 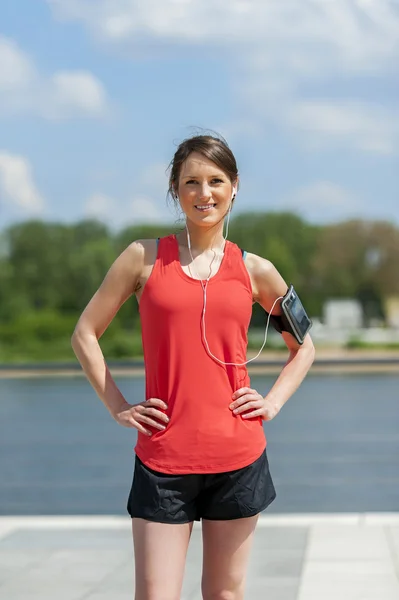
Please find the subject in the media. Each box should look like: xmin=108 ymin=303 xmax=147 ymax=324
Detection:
xmin=113 ymin=398 xmax=169 ymax=436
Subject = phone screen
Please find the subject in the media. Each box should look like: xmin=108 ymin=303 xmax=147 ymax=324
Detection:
xmin=282 ymin=287 xmax=312 ymax=342
xmin=291 ymin=296 xmax=306 ymax=322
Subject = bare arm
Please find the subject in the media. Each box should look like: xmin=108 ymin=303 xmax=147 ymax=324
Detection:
xmin=71 ymin=240 xmax=144 ymax=419
xmin=230 ymin=253 xmax=315 ymax=420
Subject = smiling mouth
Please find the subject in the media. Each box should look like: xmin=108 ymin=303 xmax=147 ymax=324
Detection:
xmin=194 ymin=204 xmax=216 ymax=211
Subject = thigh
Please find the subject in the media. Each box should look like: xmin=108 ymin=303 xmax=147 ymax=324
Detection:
xmin=133 ymin=518 xmax=193 ymax=600
xmin=201 ymin=516 xmax=259 ymax=600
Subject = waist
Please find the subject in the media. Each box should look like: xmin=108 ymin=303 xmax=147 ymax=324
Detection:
xmin=134 ymin=397 xmax=266 ymax=474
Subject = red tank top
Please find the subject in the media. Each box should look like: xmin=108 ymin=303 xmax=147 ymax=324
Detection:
xmin=134 ymin=234 xmax=266 ymax=474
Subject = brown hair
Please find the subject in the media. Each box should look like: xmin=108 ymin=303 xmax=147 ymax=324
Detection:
xmin=167 ymin=133 xmax=239 ymax=207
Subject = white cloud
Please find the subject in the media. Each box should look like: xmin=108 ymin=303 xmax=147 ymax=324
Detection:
xmin=0 ymin=152 xmax=45 ymax=214
xmin=48 ymin=0 xmax=399 ymax=72
xmin=84 ymin=193 xmax=117 ymax=221
xmin=283 ymin=181 xmax=360 ymax=223
xmin=49 ymin=71 xmax=107 ymax=118
xmin=84 ymin=191 xmax=169 ymax=229
xmin=48 ymin=0 xmax=399 ymax=153
xmin=84 ymin=161 xmax=173 ymax=228
xmin=286 ymin=100 xmax=399 ymax=155
xmin=0 ymin=35 xmax=109 ymax=119
xmin=128 ymin=196 xmax=166 ymax=223
xmin=0 ymin=37 xmax=35 ymax=91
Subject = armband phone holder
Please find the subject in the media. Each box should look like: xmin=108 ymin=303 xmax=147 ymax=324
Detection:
xmin=279 ymin=285 xmax=312 ymax=345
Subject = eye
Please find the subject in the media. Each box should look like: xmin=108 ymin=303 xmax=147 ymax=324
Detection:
xmin=185 ymin=178 xmax=224 ymax=185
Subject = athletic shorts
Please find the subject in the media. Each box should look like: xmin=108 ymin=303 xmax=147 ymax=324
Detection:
xmin=126 ymin=449 xmax=276 ymax=523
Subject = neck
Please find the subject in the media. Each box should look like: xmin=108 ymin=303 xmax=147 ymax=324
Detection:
xmin=179 ymin=222 xmax=226 ymax=254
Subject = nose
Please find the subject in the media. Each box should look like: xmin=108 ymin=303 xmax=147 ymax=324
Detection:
xmin=199 ymin=183 xmax=212 ymax=201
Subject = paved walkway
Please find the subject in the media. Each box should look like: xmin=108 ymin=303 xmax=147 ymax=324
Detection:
xmin=0 ymin=514 xmax=398 ymax=599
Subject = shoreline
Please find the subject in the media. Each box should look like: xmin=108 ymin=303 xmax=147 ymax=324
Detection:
xmin=1 ymin=349 xmax=398 ymax=379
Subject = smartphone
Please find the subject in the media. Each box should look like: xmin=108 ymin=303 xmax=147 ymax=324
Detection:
xmin=280 ymin=285 xmax=312 ymax=345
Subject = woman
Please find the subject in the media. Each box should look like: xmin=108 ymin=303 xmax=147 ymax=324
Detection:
xmin=71 ymin=134 xmax=315 ymax=600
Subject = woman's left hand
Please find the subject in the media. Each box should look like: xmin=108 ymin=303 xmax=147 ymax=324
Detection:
xmin=229 ymin=387 xmax=280 ymax=421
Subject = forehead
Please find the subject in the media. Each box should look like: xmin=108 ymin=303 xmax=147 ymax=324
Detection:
xmin=180 ymin=152 xmax=225 ymax=178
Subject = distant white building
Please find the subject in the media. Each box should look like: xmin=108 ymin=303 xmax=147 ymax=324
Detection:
xmin=323 ymin=299 xmax=363 ymax=329
xmin=385 ymin=297 xmax=399 ymax=329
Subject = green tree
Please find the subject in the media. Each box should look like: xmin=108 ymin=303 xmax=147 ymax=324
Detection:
xmin=1 ymin=213 xmax=398 ymax=363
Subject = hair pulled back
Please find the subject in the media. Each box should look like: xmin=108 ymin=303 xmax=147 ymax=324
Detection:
xmin=167 ymin=132 xmax=239 ymax=207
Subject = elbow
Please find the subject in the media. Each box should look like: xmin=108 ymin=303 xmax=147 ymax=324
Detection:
xmin=305 ymin=336 xmax=316 ymax=366
xmin=71 ymin=323 xmax=85 ymax=351
xmin=293 ymin=336 xmax=315 ymax=366
xmin=71 ymin=323 xmax=98 ymax=351
xmin=71 ymin=328 xmax=80 ymax=352
xmin=310 ymin=345 xmax=316 ymax=366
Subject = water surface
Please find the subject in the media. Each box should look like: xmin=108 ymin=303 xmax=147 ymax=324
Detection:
xmin=0 ymin=374 xmax=398 ymax=514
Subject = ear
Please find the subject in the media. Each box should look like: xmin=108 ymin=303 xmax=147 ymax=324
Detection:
xmin=232 ymin=178 xmax=239 ymax=198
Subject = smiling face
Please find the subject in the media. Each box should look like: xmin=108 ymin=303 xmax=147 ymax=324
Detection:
xmin=175 ymin=152 xmax=237 ymax=227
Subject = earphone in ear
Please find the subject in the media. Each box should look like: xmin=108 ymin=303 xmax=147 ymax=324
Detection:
xmin=229 ymin=188 xmax=237 ymax=212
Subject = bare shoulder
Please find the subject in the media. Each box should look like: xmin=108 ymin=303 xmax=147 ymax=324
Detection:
xmin=123 ymin=238 xmax=156 ymax=262
xmin=72 ymin=238 xmax=159 ymax=338
xmin=128 ymin=238 xmax=160 ymax=299
xmin=135 ymin=238 xmax=158 ymax=266
xmin=87 ymin=238 xmax=158 ymax=301
xmin=244 ymin=252 xmax=288 ymax=306
xmin=119 ymin=239 xmax=156 ymax=283
xmin=245 ymin=252 xmax=276 ymax=278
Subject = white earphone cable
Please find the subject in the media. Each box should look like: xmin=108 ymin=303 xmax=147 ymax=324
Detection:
xmin=185 ymin=193 xmax=282 ymax=367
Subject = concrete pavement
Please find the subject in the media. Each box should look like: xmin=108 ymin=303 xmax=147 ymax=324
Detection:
xmin=0 ymin=513 xmax=398 ymax=599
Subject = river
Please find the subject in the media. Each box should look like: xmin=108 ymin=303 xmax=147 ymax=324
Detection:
xmin=0 ymin=373 xmax=398 ymax=515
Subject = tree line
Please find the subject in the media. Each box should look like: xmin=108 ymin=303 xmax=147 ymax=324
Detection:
xmin=0 ymin=213 xmax=398 ymax=362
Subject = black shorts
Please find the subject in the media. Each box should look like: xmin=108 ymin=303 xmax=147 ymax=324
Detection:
xmin=127 ymin=449 xmax=276 ymax=523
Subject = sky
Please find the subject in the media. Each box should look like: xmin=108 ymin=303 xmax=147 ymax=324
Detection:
xmin=0 ymin=0 xmax=398 ymax=231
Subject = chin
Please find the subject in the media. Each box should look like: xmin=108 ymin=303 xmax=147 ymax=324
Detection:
xmin=189 ymin=213 xmax=222 ymax=227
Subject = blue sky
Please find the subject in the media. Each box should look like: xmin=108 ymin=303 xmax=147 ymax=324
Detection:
xmin=0 ymin=0 xmax=398 ymax=231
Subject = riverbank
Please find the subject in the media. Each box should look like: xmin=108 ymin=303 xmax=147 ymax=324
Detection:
xmin=1 ymin=349 xmax=398 ymax=378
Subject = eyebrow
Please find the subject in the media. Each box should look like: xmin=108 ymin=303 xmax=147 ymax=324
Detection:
xmin=183 ymin=174 xmax=225 ymax=179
